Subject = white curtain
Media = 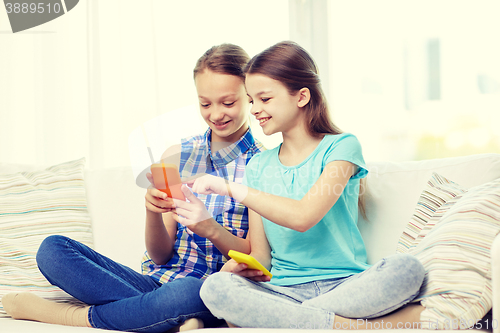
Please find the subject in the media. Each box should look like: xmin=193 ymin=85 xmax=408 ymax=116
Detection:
xmin=0 ymin=0 xmax=289 ymax=169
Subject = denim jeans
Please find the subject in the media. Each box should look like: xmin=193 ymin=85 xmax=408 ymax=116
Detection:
xmin=36 ymin=235 xmax=222 ymax=332
xmin=200 ymin=253 xmax=424 ymax=329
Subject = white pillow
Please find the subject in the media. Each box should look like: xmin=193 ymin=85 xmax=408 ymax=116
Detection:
xmin=409 ymin=177 xmax=500 ymax=329
xmin=0 ymin=158 xmax=93 ymax=317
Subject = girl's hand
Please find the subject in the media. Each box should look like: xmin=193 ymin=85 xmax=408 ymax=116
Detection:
xmin=186 ymin=174 xmax=229 ymax=197
xmin=145 ymin=172 xmax=176 ymax=213
xmin=172 ymin=185 xmax=215 ymax=237
xmin=220 ymin=259 xmax=271 ymax=282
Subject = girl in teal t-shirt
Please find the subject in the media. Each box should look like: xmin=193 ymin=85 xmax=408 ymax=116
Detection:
xmin=184 ymin=41 xmax=426 ymax=329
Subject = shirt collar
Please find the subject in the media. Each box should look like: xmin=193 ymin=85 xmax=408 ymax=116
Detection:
xmin=205 ymin=127 xmax=255 ymax=169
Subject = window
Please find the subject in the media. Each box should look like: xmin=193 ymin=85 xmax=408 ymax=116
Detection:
xmin=321 ymin=0 xmax=500 ymax=161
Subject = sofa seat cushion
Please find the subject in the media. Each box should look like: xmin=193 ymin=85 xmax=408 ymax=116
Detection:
xmin=409 ymin=177 xmax=500 ymax=329
xmin=0 ymin=158 xmax=93 ymax=317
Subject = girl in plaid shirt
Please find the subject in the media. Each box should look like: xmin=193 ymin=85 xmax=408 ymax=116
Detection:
xmin=2 ymin=44 xmax=264 ymax=332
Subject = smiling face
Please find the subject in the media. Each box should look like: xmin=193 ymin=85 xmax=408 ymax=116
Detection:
xmin=195 ymin=70 xmax=250 ymax=143
xmin=245 ymin=73 xmax=304 ymax=136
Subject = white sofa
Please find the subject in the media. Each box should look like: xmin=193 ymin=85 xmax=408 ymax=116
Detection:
xmin=1 ymin=153 xmax=500 ymax=333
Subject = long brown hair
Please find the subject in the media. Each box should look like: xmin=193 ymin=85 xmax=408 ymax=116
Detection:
xmin=244 ymin=41 xmax=342 ymax=137
xmin=193 ymin=43 xmax=250 ymax=80
xmin=245 ymin=41 xmax=367 ymax=218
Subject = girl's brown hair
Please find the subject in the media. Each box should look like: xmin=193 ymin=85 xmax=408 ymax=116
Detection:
xmin=244 ymin=41 xmax=342 ymax=137
xmin=193 ymin=43 xmax=250 ymax=80
xmin=245 ymin=41 xmax=367 ymax=218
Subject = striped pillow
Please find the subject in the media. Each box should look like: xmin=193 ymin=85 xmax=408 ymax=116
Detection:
xmin=410 ymin=177 xmax=500 ymax=329
xmin=0 ymin=158 xmax=93 ymax=317
xmin=397 ymin=173 xmax=467 ymax=253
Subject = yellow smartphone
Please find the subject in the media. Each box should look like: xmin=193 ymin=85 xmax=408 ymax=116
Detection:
xmin=150 ymin=163 xmax=186 ymax=201
xmin=228 ymin=250 xmax=272 ymax=278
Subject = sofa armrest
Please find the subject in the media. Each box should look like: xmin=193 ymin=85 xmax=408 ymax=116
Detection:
xmin=491 ymin=234 xmax=500 ymax=333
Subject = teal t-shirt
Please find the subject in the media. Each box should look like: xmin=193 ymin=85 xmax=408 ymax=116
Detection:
xmin=243 ymin=133 xmax=370 ymax=286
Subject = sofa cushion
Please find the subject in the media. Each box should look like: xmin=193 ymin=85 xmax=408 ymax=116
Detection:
xmin=396 ymin=172 xmax=467 ymax=253
xmin=0 ymin=158 xmax=93 ymax=317
xmin=409 ymin=177 xmax=500 ymax=329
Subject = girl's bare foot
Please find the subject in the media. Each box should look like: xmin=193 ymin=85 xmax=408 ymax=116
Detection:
xmin=2 ymin=292 xmax=91 ymax=327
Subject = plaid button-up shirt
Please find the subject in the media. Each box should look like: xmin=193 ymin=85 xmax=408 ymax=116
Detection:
xmin=141 ymin=128 xmax=264 ymax=283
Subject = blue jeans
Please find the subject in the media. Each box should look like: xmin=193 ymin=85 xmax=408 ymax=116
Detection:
xmin=200 ymin=254 xmax=424 ymax=329
xmin=36 ymin=235 xmax=222 ymax=332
